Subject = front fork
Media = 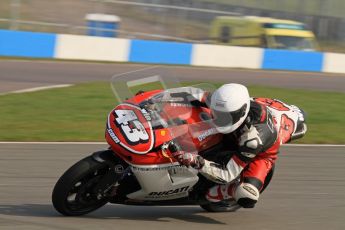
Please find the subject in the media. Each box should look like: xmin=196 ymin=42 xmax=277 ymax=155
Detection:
xmin=92 ymin=149 xmax=129 ymax=200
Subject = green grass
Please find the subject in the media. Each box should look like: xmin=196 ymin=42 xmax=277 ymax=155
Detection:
xmin=0 ymin=83 xmax=115 ymax=141
xmin=0 ymin=82 xmax=344 ymax=143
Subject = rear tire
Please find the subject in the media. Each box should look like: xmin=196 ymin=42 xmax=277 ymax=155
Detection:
xmin=200 ymin=199 xmax=241 ymax=212
xmin=52 ymin=156 xmax=111 ymax=216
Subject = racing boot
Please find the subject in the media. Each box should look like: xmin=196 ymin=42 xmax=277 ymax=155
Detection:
xmin=206 ymin=181 xmax=260 ymax=209
xmin=205 ymin=181 xmax=237 ymax=202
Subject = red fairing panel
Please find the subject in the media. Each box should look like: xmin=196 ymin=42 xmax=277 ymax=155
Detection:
xmin=107 ymin=103 xmax=154 ymax=155
xmin=105 ymin=90 xmax=222 ymax=165
xmin=106 ymin=102 xmax=176 ymax=165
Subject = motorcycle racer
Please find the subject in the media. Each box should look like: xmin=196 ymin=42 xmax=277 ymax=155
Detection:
xmin=168 ymin=84 xmax=307 ymax=208
xmin=53 ymin=81 xmax=308 ymax=216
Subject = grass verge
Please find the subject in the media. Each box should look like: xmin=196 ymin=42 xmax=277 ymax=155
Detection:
xmin=0 ymin=82 xmax=344 ymax=143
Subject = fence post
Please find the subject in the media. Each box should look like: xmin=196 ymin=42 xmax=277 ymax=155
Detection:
xmin=10 ymin=0 xmax=21 ymax=30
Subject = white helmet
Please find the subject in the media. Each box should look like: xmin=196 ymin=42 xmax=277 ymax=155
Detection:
xmin=210 ymin=83 xmax=250 ymax=134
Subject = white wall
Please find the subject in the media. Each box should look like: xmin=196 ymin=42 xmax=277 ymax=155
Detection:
xmin=191 ymin=44 xmax=263 ymax=69
xmin=55 ymin=34 xmax=130 ymax=62
xmin=50 ymin=32 xmax=345 ymax=74
xmin=323 ymin=53 xmax=345 ymax=74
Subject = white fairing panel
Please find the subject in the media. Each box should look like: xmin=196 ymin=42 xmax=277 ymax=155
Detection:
xmin=127 ymin=164 xmax=199 ymax=201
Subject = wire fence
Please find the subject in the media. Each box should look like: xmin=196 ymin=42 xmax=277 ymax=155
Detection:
xmin=1 ymin=0 xmax=345 ymax=43
xmin=0 ymin=0 xmax=239 ymax=42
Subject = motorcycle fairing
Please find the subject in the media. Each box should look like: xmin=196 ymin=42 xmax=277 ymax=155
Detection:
xmin=126 ymin=164 xmax=199 ymax=201
xmin=106 ymin=90 xmax=223 ymax=166
xmin=107 ymin=103 xmax=155 ymax=155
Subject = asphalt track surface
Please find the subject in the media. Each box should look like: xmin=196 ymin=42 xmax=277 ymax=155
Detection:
xmin=0 ymin=143 xmax=344 ymax=230
xmin=1 ymin=60 xmax=345 ymax=94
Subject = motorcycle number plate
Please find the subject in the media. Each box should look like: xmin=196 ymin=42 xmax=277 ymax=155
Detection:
xmin=107 ymin=103 xmax=154 ymax=154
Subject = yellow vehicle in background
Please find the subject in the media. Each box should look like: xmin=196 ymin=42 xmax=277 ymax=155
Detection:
xmin=210 ymin=16 xmax=318 ymax=51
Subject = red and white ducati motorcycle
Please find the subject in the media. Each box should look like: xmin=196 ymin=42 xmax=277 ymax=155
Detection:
xmin=52 ymin=73 xmax=303 ymax=216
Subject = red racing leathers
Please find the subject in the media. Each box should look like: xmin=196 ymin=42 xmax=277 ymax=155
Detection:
xmin=203 ymin=98 xmax=307 ymax=207
xmin=163 ymin=87 xmax=307 ymax=208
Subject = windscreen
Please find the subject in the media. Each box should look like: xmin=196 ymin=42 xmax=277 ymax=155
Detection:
xmin=271 ymin=36 xmax=315 ymax=50
xmin=110 ymin=66 xmax=220 ymax=153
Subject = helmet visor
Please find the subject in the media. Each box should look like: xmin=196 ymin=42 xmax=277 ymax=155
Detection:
xmin=212 ymin=104 xmax=247 ymax=128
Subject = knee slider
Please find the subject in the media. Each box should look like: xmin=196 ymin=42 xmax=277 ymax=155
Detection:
xmin=233 ymin=183 xmax=260 ymax=208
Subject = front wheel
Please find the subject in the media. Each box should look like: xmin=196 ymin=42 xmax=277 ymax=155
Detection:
xmin=52 ymin=156 xmax=112 ymax=216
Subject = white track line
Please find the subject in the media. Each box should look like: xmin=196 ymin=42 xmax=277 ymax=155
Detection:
xmin=0 ymin=142 xmax=344 ymax=147
xmin=0 ymin=84 xmax=73 ymax=95
xmin=285 ymin=144 xmax=345 ymax=147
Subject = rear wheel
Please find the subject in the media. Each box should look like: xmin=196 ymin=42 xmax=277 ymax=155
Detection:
xmin=200 ymin=199 xmax=241 ymax=212
xmin=52 ymin=156 xmax=112 ymax=216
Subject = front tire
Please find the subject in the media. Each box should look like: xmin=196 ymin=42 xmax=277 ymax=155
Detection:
xmin=52 ymin=156 xmax=111 ymax=216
